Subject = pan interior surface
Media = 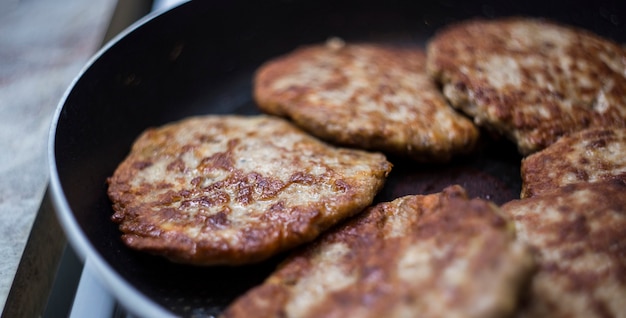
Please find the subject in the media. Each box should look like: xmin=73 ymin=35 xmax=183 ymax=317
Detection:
xmin=50 ymin=0 xmax=626 ymax=316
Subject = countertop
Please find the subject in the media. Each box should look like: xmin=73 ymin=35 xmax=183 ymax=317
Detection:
xmin=0 ymin=0 xmax=116 ymax=312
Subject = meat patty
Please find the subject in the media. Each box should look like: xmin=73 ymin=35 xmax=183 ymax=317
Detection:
xmin=107 ymin=115 xmax=392 ymax=265
xmin=502 ymin=180 xmax=626 ymax=318
xmin=521 ymin=127 xmax=626 ymax=198
xmin=254 ymin=38 xmax=479 ymax=162
xmin=427 ymin=18 xmax=626 ymax=155
xmin=223 ymin=185 xmax=534 ymax=318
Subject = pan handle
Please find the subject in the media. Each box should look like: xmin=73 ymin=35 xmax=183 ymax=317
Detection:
xmin=69 ymin=258 xmax=116 ymax=318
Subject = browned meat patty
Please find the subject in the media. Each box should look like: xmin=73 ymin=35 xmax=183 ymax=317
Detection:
xmin=107 ymin=115 xmax=392 ymax=265
xmin=502 ymin=180 xmax=626 ymax=318
xmin=254 ymin=39 xmax=479 ymax=162
xmin=521 ymin=127 xmax=626 ymax=198
xmin=427 ymin=17 xmax=626 ymax=155
xmin=222 ymin=185 xmax=534 ymax=318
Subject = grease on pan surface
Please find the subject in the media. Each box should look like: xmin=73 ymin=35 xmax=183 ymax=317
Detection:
xmin=521 ymin=127 xmax=626 ymax=198
xmin=223 ymin=185 xmax=534 ymax=318
xmin=254 ymin=39 xmax=479 ymax=162
xmin=107 ymin=115 xmax=392 ymax=265
xmin=502 ymin=180 xmax=626 ymax=318
xmin=427 ymin=17 xmax=626 ymax=155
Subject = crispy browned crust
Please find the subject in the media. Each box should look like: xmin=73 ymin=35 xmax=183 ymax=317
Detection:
xmin=502 ymin=180 xmax=626 ymax=318
xmin=254 ymin=39 xmax=479 ymax=162
xmin=521 ymin=127 xmax=626 ymax=198
xmin=107 ymin=115 xmax=392 ymax=265
xmin=223 ymin=186 xmax=534 ymax=318
xmin=427 ymin=17 xmax=626 ymax=155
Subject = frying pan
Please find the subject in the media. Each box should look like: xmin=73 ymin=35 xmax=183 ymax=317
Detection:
xmin=49 ymin=0 xmax=626 ymax=317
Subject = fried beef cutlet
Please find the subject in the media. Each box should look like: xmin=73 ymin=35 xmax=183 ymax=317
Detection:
xmin=502 ymin=180 xmax=626 ymax=318
xmin=107 ymin=115 xmax=392 ymax=265
xmin=222 ymin=186 xmax=534 ymax=318
xmin=427 ymin=18 xmax=626 ymax=155
xmin=521 ymin=127 xmax=626 ymax=198
xmin=254 ymin=39 xmax=479 ymax=162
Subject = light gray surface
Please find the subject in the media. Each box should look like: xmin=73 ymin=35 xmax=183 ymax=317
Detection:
xmin=0 ymin=0 xmax=115 ymax=311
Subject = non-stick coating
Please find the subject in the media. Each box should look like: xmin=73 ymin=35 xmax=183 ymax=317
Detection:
xmin=52 ymin=0 xmax=626 ymax=316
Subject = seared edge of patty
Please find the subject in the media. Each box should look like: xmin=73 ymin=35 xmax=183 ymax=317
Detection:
xmin=427 ymin=17 xmax=626 ymax=155
xmin=107 ymin=115 xmax=392 ymax=265
xmin=223 ymin=185 xmax=534 ymax=318
xmin=502 ymin=179 xmax=626 ymax=317
xmin=521 ymin=127 xmax=626 ymax=198
xmin=255 ymin=40 xmax=479 ymax=162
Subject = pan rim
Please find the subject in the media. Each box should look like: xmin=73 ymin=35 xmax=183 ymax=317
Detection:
xmin=47 ymin=2 xmax=190 ymax=317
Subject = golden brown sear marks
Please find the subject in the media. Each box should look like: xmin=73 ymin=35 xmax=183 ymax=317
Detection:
xmin=223 ymin=186 xmax=534 ymax=318
xmin=427 ymin=17 xmax=626 ymax=155
xmin=107 ymin=115 xmax=392 ymax=265
xmin=254 ymin=39 xmax=479 ymax=162
xmin=502 ymin=180 xmax=626 ymax=318
xmin=521 ymin=127 xmax=626 ymax=198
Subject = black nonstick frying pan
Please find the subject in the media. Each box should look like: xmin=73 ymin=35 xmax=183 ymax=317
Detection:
xmin=49 ymin=0 xmax=626 ymax=317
